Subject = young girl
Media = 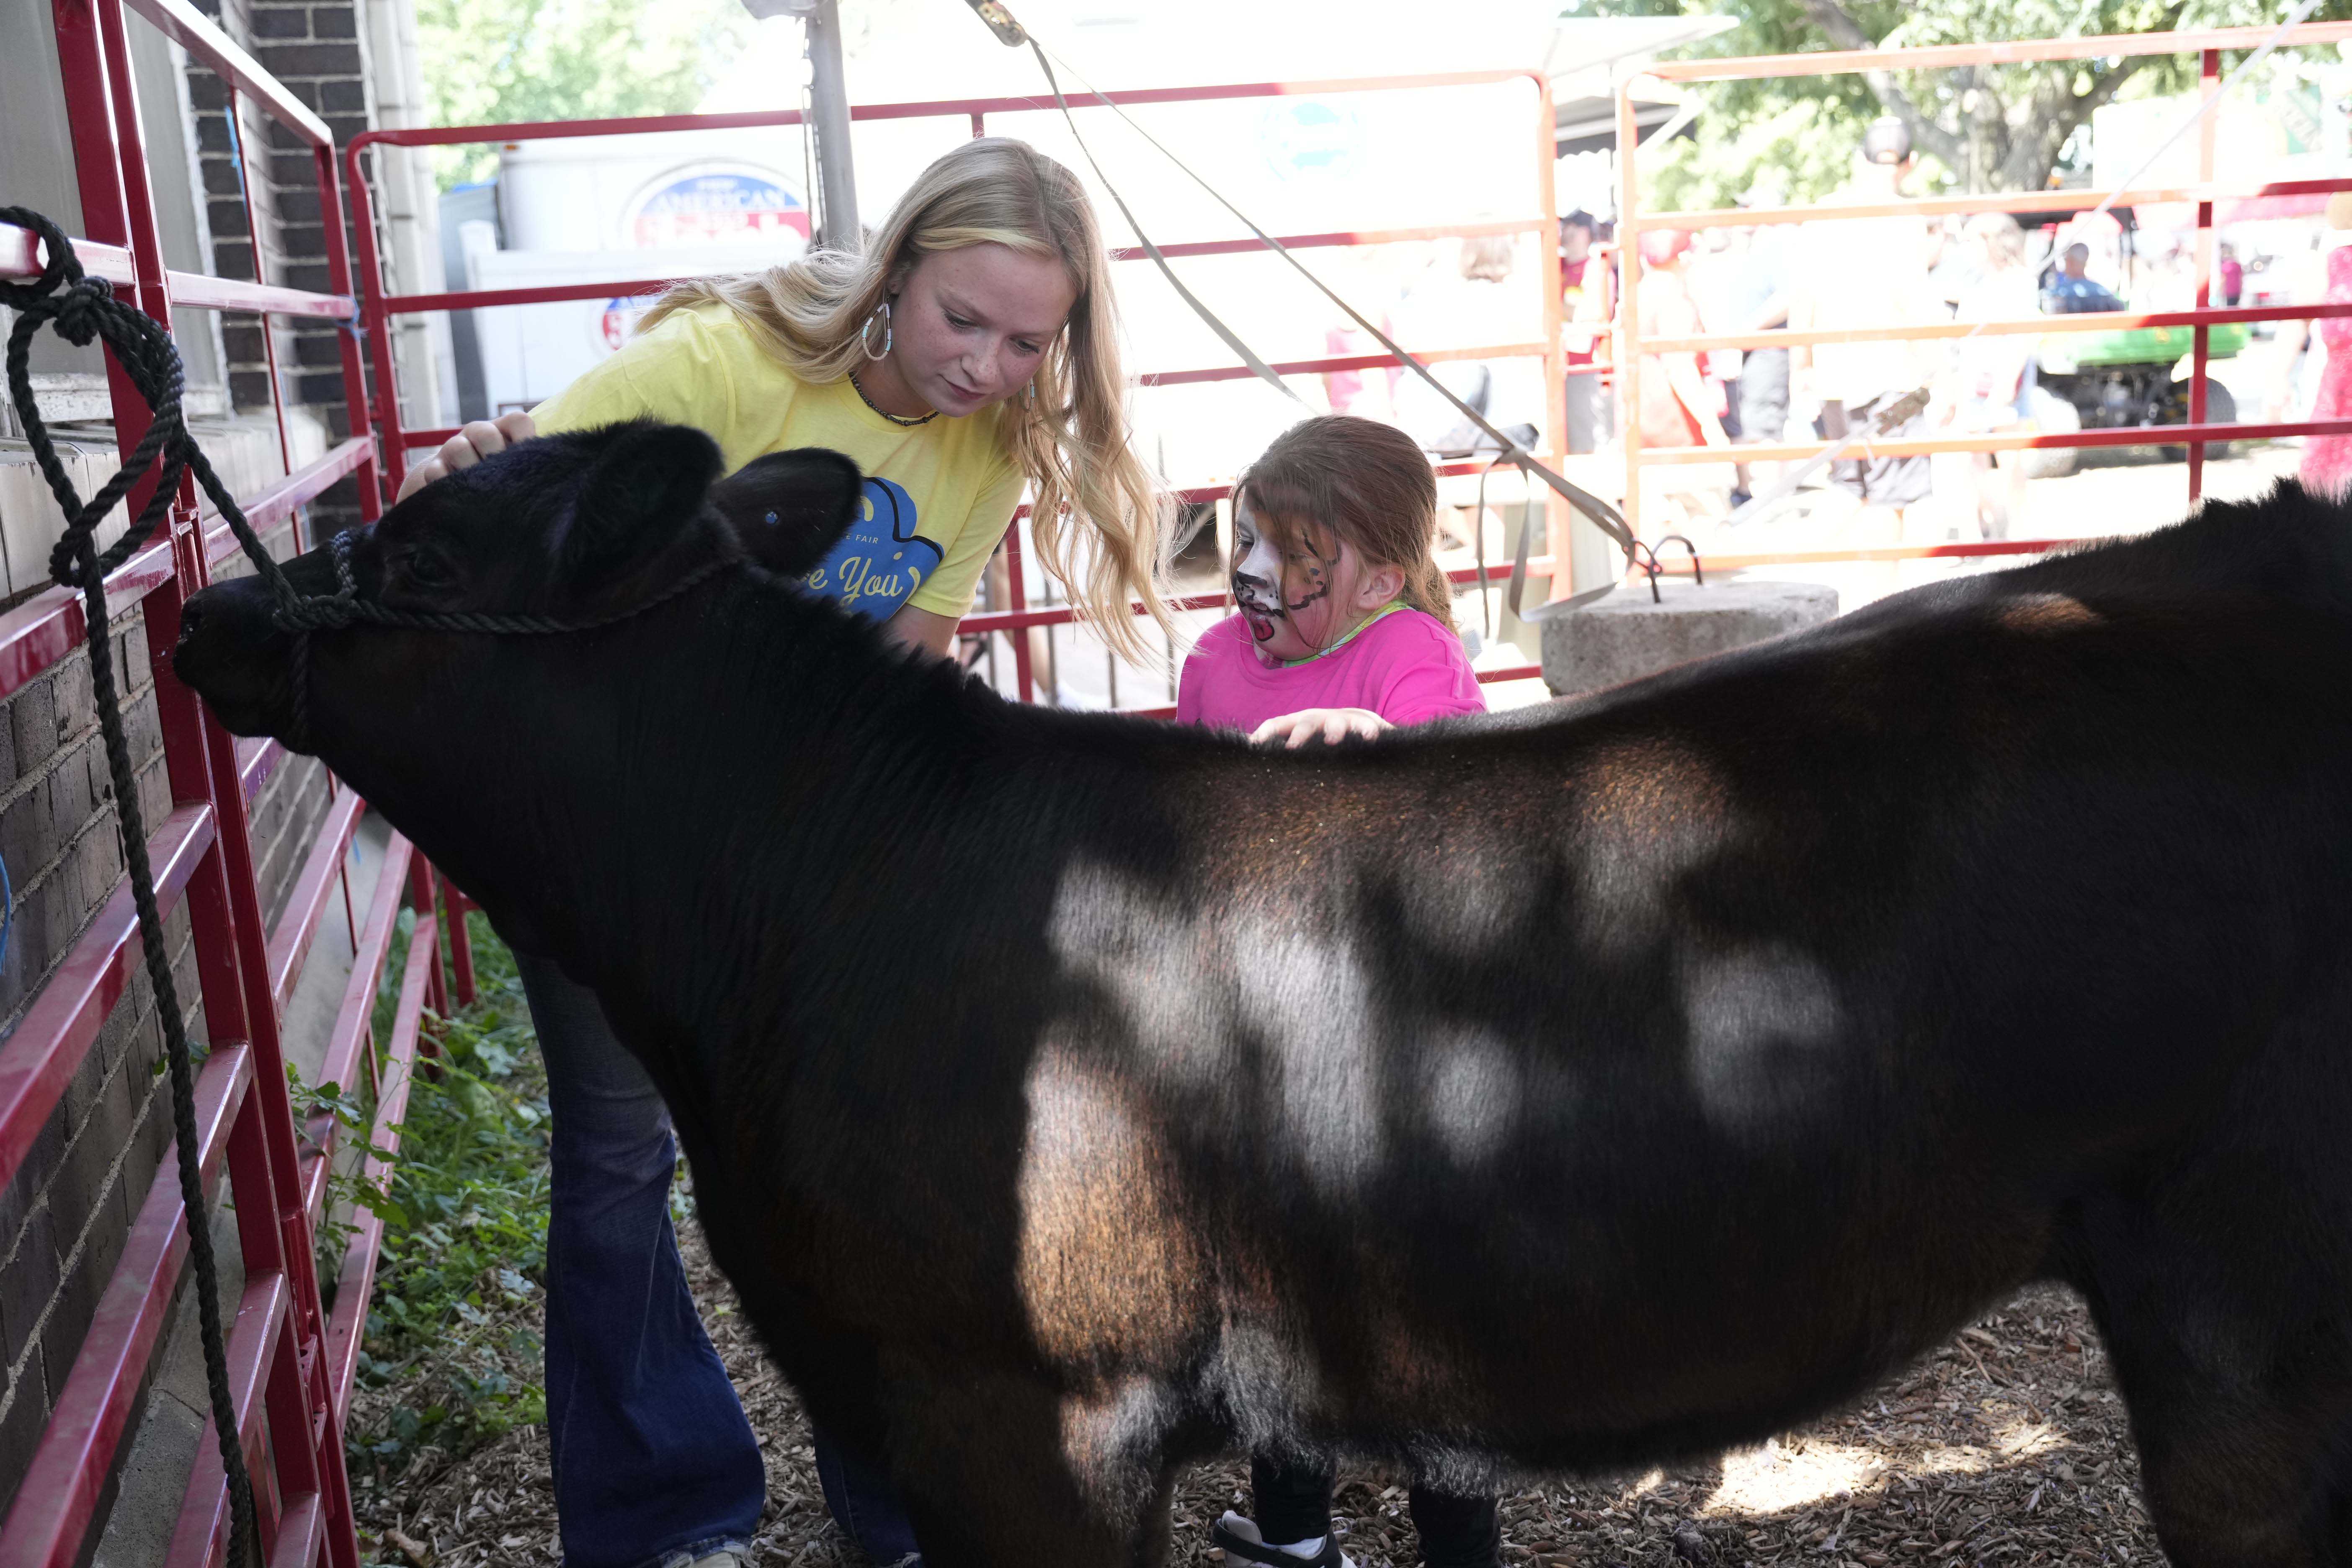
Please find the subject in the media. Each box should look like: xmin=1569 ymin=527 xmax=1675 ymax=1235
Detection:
xmin=1179 ymin=414 xmax=1498 ymax=1568
xmin=1178 ymin=415 xmax=1485 ymax=747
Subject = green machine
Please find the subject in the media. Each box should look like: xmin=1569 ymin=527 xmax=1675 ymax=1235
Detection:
xmin=2035 ymin=320 xmax=2248 ymax=462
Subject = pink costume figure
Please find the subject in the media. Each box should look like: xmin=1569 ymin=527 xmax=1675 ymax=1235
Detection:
xmin=2302 ymin=241 xmax=2352 ymax=499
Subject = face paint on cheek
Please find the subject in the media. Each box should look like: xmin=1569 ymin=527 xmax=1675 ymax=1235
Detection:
xmin=1232 ymin=527 xmax=1286 ymax=642
xmin=1284 ymin=562 xmax=1331 ymax=615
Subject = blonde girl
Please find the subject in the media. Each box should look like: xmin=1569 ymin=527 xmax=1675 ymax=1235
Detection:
xmin=400 ymin=137 xmax=1166 ymax=1568
xmin=402 ymin=135 xmax=1168 ymax=661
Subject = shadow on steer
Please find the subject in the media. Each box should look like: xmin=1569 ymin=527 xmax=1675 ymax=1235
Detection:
xmin=174 ymin=420 xmax=2352 ymax=1568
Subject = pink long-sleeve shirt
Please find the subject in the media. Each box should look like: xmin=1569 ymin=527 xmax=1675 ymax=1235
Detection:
xmin=1175 ymin=606 xmax=1487 ymax=734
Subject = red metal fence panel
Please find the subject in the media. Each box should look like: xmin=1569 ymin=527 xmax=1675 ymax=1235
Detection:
xmin=0 ymin=0 xmax=441 ymax=1561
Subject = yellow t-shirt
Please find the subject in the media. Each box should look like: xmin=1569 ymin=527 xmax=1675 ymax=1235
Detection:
xmin=531 ymin=303 xmax=1025 ymax=621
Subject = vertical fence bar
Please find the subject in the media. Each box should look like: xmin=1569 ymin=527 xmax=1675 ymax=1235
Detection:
xmin=1615 ymin=80 xmax=1643 ymax=543
xmin=2189 ymin=45 xmax=2220 ymax=504
xmin=407 ymin=854 xmax=446 ymax=1019
xmin=223 ymin=85 xmax=296 ymax=488
xmin=1003 ymin=527 xmax=1035 ymax=702
xmin=319 ymin=143 xmax=384 ymax=521
xmin=441 ymin=877 xmax=477 ymax=1007
xmin=1532 ymin=74 xmax=1575 ymax=598
xmin=51 ymin=0 xmax=165 ymax=511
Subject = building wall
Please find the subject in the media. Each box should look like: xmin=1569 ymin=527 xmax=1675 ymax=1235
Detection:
xmin=0 ymin=509 xmax=335 ymax=1517
xmin=0 ymin=619 xmax=193 ymax=1509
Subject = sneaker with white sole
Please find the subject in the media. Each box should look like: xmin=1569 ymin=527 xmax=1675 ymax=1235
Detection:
xmin=1211 ymin=1511 xmax=1354 ymax=1568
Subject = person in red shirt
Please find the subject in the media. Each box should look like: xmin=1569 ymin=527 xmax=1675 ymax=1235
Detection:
xmin=1560 ymin=210 xmax=1614 ymax=452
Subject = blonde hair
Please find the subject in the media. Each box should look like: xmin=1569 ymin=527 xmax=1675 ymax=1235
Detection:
xmin=1235 ymin=415 xmax=1454 ymax=638
xmin=1460 ymin=234 xmax=1515 ymax=283
xmin=641 ymin=138 xmax=1169 ymax=660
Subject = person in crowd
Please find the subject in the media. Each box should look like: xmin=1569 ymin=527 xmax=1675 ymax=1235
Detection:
xmin=1393 ymin=233 xmax=1546 ymax=458
xmin=395 ymin=137 xmax=1170 ymax=1568
xmin=2042 ymin=242 xmax=2125 ymax=314
xmin=1560 ymin=209 xmax=1614 ymax=453
xmin=2299 ymin=192 xmax=2352 ymax=497
xmin=1720 ymin=188 xmax=1793 ymax=506
xmin=1941 ymin=212 xmax=2041 ymax=538
xmin=1793 ymin=116 xmax=1936 ymax=528
xmin=1632 ymin=227 xmax=1732 ymax=530
xmin=2220 ymin=240 xmax=2244 ymax=307
xmin=1685 ymin=226 xmax=1750 ymax=437
xmin=1179 ymin=413 xmax=1493 ymax=1566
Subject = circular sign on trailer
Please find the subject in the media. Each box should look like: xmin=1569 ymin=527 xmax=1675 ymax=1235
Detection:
xmin=1259 ymin=100 xmax=1367 ymax=183
xmin=623 ymin=169 xmax=810 ymax=249
xmin=600 ymin=296 xmax=655 ymax=351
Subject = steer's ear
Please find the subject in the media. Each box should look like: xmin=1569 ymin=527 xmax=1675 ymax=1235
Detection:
xmin=562 ymin=421 xmax=726 ymax=584
xmin=707 ymin=448 xmax=864 ymax=579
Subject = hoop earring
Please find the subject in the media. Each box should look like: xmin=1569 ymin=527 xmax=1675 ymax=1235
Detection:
xmin=860 ymin=300 xmax=892 ymax=361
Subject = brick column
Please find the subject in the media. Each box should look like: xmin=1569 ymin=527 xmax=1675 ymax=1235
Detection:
xmin=185 ymin=0 xmax=378 ymax=526
xmin=185 ymin=0 xmax=294 ymax=414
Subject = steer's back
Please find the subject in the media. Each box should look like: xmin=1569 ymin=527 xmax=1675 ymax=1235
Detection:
xmin=1015 ymin=533 xmax=2352 ymax=1473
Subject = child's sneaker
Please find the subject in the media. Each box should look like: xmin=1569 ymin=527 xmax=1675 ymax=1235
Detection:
xmin=1211 ymin=1511 xmax=1355 ymax=1568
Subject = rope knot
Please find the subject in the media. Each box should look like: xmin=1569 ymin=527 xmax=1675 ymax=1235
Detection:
xmin=50 ymin=276 xmax=115 ymax=347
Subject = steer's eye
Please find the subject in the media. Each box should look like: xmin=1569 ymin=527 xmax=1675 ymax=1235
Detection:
xmin=397 ymin=551 xmax=459 ymax=594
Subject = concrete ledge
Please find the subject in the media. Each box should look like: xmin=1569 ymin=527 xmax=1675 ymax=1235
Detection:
xmin=1542 ymin=577 xmax=1840 ymax=698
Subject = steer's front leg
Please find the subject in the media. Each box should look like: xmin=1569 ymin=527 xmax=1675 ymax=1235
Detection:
xmin=890 ymin=1370 xmax=1179 ymax=1566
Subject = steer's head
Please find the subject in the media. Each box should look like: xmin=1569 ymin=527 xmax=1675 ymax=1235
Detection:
xmin=173 ymin=421 xmax=862 ymax=935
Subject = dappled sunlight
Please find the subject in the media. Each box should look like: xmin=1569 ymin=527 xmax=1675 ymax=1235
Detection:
xmin=1706 ymin=1439 xmax=1890 ymax=1514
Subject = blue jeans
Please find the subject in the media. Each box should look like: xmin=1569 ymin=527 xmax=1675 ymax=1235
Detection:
xmin=521 ymin=955 xmax=921 ymax=1566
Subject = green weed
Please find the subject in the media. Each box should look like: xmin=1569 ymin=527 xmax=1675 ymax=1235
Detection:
xmin=340 ymin=909 xmax=554 ymax=1484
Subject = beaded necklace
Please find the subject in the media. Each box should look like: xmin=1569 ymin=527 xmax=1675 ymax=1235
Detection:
xmin=1279 ymin=598 xmax=1408 ymax=668
xmin=850 ymin=371 xmax=938 ymax=427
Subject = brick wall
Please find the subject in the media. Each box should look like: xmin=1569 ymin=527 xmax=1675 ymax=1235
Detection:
xmin=0 ymin=516 xmax=335 ymax=1516
xmin=0 ymin=618 xmax=194 ymax=1510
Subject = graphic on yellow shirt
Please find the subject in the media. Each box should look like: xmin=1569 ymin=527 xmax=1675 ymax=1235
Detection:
xmin=798 ymin=476 xmax=939 ymax=617
xmin=531 ymin=304 xmax=1025 ymax=624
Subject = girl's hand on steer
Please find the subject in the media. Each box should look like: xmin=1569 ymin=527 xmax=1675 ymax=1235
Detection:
xmin=1250 ymin=707 xmax=1391 ymax=749
xmin=396 ymin=412 xmax=538 ymax=501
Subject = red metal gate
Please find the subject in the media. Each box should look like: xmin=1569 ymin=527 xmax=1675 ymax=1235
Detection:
xmin=344 ymin=72 xmax=1580 ymax=711
xmin=1615 ymin=19 xmax=2352 ymax=576
xmin=0 ymin=0 xmax=470 ymax=1563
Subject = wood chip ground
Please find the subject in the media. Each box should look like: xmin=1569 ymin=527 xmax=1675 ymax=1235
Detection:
xmin=353 ymin=1227 xmax=2159 ymax=1568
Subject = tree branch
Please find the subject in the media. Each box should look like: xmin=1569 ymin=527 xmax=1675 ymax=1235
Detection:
xmin=1996 ymin=0 xmax=2187 ymax=191
xmin=1799 ymin=0 xmax=1967 ymax=169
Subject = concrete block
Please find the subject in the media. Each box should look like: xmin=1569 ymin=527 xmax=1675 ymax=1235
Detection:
xmin=1542 ymin=576 xmax=1840 ymax=699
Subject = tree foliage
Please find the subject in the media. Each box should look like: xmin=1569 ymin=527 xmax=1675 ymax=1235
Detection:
xmin=1571 ymin=0 xmax=2352 ymax=208
xmin=415 ymin=0 xmax=755 ymax=188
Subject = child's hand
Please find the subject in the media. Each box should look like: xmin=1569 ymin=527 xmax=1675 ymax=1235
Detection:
xmin=1249 ymin=708 xmax=1392 ymax=748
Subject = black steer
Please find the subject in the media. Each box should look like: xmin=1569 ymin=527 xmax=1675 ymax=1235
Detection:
xmin=174 ymin=421 xmax=2352 ymax=1567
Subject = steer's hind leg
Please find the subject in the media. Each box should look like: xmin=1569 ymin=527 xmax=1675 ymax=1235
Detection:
xmin=887 ymin=1372 xmax=1179 ymax=1568
xmin=2066 ymin=1162 xmax=2352 ymax=1563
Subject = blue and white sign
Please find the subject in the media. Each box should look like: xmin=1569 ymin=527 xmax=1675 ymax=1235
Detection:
xmin=1259 ymin=100 xmax=1368 ymax=183
xmin=625 ymin=170 xmax=809 ymax=248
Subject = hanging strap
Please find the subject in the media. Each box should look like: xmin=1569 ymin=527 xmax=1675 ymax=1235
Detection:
xmin=1032 ymin=49 xmax=1309 ymax=410
xmin=1016 ymin=28 xmax=1638 ymax=566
